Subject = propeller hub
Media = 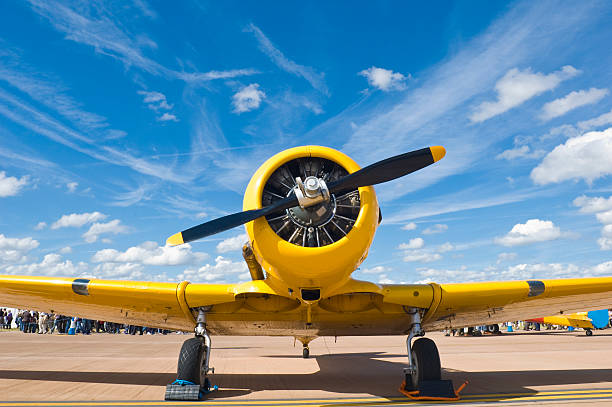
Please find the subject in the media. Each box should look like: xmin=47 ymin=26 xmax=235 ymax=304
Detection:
xmin=287 ymin=196 xmax=336 ymax=228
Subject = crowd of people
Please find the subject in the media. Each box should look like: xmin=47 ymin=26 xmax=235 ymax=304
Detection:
xmin=0 ymin=308 xmax=172 ymax=335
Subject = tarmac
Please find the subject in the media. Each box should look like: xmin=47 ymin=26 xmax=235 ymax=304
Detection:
xmin=0 ymin=329 xmax=611 ymax=406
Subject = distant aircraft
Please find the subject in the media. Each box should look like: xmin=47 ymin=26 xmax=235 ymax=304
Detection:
xmin=2 ymin=146 xmax=612 ymax=400
xmin=528 ymin=309 xmax=610 ymax=336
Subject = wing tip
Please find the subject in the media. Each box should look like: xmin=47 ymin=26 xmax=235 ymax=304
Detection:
xmin=166 ymin=232 xmax=185 ymax=246
xmin=430 ymin=146 xmax=446 ymax=162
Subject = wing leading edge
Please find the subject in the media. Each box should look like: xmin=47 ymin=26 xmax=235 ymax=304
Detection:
xmin=411 ymin=277 xmax=612 ymax=330
xmin=0 ymin=275 xmax=236 ymax=331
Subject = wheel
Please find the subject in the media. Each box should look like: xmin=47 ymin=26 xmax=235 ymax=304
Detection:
xmin=302 ymin=347 xmax=310 ymax=358
xmin=586 ymin=329 xmax=593 ymax=336
xmin=407 ymin=337 xmax=441 ymax=390
xmin=177 ymin=338 xmax=207 ymax=385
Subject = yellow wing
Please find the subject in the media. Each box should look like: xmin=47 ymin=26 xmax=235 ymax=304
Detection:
xmin=402 ymin=277 xmax=612 ymax=330
xmin=0 ymin=275 xmax=236 ymax=331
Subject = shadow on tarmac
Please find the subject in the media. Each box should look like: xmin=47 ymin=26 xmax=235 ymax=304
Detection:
xmin=1 ymin=351 xmax=611 ymax=400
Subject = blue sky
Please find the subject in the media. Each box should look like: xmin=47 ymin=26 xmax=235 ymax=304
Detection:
xmin=1 ymin=0 xmax=612 ymax=285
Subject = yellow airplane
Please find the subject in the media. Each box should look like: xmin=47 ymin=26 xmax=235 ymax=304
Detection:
xmin=527 ymin=309 xmax=610 ymax=336
xmin=2 ymin=145 xmax=612 ymax=400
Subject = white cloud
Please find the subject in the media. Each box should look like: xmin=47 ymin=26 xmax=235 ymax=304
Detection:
xmin=402 ymin=222 xmax=417 ymax=231
xmin=398 ymin=237 xmax=424 ymax=250
xmin=1 ymin=253 xmax=87 ymax=276
xmin=378 ymin=274 xmax=395 ymax=284
xmin=245 ymin=23 xmax=327 ymax=94
xmin=66 ymin=182 xmax=78 ymax=193
xmin=497 ymin=252 xmax=517 ymax=264
xmin=361 ymin=265 xmax=389 ymax=274
xmin=157 ymin=112 xmax=178 ymax=122
xmin=470 ymin=65 xmax=579 ymax=122
xmin=496 ymin=145 xmax=545 ymax=160
xmin=0 ymin=234 xmax=40 ymax=252
xmin=82 ymin=219 xmax=128 ymax=243
xmin=92 ymin=241 xmax=207 ymax=266
xmin=403 ymin=251 xmax=442 ymax=263
xmin=51 ymin=212 xmax=107 ymax=229
xmin=531 ymin=127 xmax=612 ymax=185
xmin=232 ymin=84 xmax=266 ymax=113
xmin=89 ymin=262 xmax=145 ymax=280
xmin=437 ymin=242 xmax=454 ymax=253
xmin=137 ymin=90 xmax=172 ymax=110
xmin=574 ymin=195 xmax=612 ymax=251
xmin=178 ymin=256 xmax=248 ymax=283
xmin=596 ymin=210 xmax=612 ymax=225
xmin=0 ymin=234 xmax=39 ymax=265
xmin=359 ymin=67 xmax=408 ymax=91
xmin=540 ymin=88 xmax=608 ymax=120
xmin=0 ymin=171 xmax=28 ymax=197
xmin=578 ymin=108 xmax=612 ymax=130
xmin=573 ymin=195 xmax=612 ymax=214
xmin=495 ymin=219 xmax=561 ymax=246
xmin=422 ymin=224 xmax=448 ymax=235
xmin=34 ymin=222 xmax=47 ymax=230
xmin=59 ymin=246 xmax=72 ymax=254
xmin=216 ymin=233 xmax=248 ymax=253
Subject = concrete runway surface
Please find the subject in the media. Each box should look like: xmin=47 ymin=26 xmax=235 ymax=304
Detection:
xmin=0 ymin=330 xmax=611 ymax=406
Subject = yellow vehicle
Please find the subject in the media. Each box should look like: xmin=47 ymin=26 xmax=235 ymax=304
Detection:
xmin=528 ymin=309 xmax=610 ymax=336
xmin=1 ymin=145 xmax=612 ymax=399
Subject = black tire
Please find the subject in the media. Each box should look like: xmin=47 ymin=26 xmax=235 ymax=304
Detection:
xmin=586 ymin=329 xmax=593 ymax=336
xmin=302 ymin=347 xmax=310 ymax=358
xmin=177 ymin=338 xmax=207 ymax=385
xmin=407 ymin=337 xmax=441 ymax=390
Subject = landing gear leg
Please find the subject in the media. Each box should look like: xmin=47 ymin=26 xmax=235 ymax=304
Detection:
xmin=166 ymin=308 xmax=215 ymax=401
xmin=403 ymin=308 xmax=441 ymax=391
xmin=297 ymin=336 xmax=314 ymax=358
xmin=177 ymin=308 xmax=214 ymax=388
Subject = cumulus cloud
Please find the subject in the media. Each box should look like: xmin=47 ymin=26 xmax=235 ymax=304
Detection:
xmin=232 ymin=84 xmax=265 ymax=113
xmin=92 ymin=241 xmax=207 ymax=266
xmin=178 ymin=256 xmax=249 ymax=283
xmin=158 ymin=112 xmax=178 ymax=122
xmin=51 ymin=212 xmax=107 ymax=229
xmin=495 ymin=219 xmax=562 ymax=246
xmin=66 ymin=182 xmax=78 ymax=193
xmin=497 ymin=252 xmax=517 ymax=264
xmin=470 ymin=65 xmax=579 ymax=122
xmin=377 ymin=274 xmax=395 ymax=284
xmin=0 ymin=253 xmax=87 ymax=276
xmin=359 ymin=66 xmax=409 ymax=91
xmin=403 ymin=251 xmax=442 ymax=263
xmin=0 ymin=171 xmax=28 ymax=197
xmin=82 ymin=219 xmax=128 ymax=243
xmin=437 ymin=242 xmax=454 ymax=253
xmin=422 ymin=224 xmax=448 ymax=235
xmin=540 ymin=88 xmax=608 ymax=121
xmin=531 ymin=128 xmax=612 ymax=185
xmin=34 ymin=222 xmax=47 ymax=230
xmin=573 ymin=195 xmax=612 ymax=214
xmin=574 ymin=195 xmax=612 ymax=250
xmin=578 ymin=108 xmax=612 ymax=130
xmin=398 ymin=238 xmax=424 ymax=250
xmin=496 ymin=145 xmax=545 ymax=160
xmin=0 ymin=234 xmax=39 ymax=265
xmin=59 ymin=246 xmax=72 ymax=254
xmin=138 ymin=90 xmax=178 ymax=122
xmin=216 ymin=233 xmax=248 ymax=253
xmin=361 ymin=265 xmax=389 ymax=274
xmin=402 ymin=222 xmax=417 ymax=231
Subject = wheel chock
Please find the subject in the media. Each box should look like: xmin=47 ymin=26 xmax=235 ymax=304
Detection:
xmin=399 ymin=379 xmax=468 ymax=401
xmin=164 ymin=379 xmax=218 ymax=401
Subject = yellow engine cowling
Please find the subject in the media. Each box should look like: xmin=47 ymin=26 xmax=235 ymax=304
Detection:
xmin=243 ymin=146 xmax=380 ymax=300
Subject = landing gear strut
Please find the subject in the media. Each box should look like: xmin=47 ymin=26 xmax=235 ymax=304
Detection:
xmin=403 ymin=308 xmax=441 ymax=391
xmin=166 ymin=308 xmax=215 ymax=400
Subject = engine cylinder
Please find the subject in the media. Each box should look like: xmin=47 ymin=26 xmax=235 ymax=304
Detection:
xmin=243 ymin=146 xmax=379 ymax=299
